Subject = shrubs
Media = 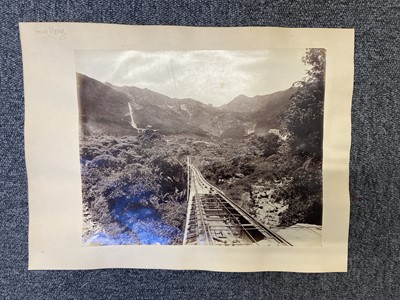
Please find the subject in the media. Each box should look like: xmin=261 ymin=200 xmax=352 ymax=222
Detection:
xmin=81 ymin=124 xmax=323 ymax=245
xmin=256 ymin=133 xmax=280 ymax=157
xmin=275 ymin=49 xmax=325 ymax=225
xmin=274 ymin=161 xmax=322 ymax=226
xmin=137 ymin=128 xmax=162 ymax=148
xmin=199 ymin=133 xmax=322 ymax=228
xmin=90 ymin=154 xmax=122 ymax=169
xmin=80 ymin=134 xmax=188 ymax=245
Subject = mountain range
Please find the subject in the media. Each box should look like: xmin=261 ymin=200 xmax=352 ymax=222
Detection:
xmin=76 ymin=73 xmax=297 ymax=138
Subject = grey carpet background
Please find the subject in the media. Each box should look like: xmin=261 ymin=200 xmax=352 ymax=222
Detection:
xmin=1 ymin=0 xmax=399 ymax=299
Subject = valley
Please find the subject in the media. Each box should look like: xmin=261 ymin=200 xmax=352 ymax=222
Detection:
xmin=77 ymin=73 xmax=297 ymax=138
xmin=77 ymin=67 xmax=323 ymax=246
xmin=80 ymin=130 xmax=322 ymax=246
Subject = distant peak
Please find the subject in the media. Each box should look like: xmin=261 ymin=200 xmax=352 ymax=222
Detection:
xmin=236 ymin=94 xmax=248 ymax=98
xmin=230 ymin=94 xmax=250 ymax=102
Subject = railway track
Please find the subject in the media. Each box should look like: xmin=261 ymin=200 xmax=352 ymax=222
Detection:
xmin=183 ymin=157 xmax=292 ymax=246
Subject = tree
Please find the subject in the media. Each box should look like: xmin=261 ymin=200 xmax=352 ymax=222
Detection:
xmin=277 ymin=49 xmax=325 ymax=226
xmin=256 ymin=133 xmax=280 ymax=157
xmin=283 ymin=48 xmax=326 ymax=160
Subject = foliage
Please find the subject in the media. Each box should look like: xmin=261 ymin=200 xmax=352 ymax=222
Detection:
xmin=277 ymin=160 xmax=323 ymax=226
xmin=283 ymin=48 xmax=325 ymax=159
xmin=80 ymin=49 xmax=326 ymax=244
xmin=199 ymin=49 xmax=325 ymax=227
xmin=276 ymin=48 xmax=325 ymax=225
xmin=256 ymin=133 xmax=280 ymax=157
xmin=80 ymin=134 xmax=188 ymax=245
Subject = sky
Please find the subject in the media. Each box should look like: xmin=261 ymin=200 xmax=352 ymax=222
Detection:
xmin=75 ymin=49 xmax=310 ymax=107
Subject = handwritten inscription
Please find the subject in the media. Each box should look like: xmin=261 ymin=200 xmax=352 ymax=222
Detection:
xmin=34 ymin=25 xmax=66 ymax=40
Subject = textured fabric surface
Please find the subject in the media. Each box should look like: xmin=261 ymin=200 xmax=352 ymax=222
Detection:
xmin=0 ymin=1 xmax=399 ymax=299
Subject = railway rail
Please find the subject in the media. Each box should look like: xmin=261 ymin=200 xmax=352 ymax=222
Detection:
xmin=183 ymin=157 xmax=292 ymax=246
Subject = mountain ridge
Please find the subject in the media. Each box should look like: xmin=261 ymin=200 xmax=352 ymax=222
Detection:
xmin=76 ymin=73 xmax=297 ymax=138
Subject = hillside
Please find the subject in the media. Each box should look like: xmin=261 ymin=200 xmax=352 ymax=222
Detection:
xmin=221 ymin=88 xmax=296 ymax=114
xmin=78 ymin=72 xmax=323 ymax=246
xmin=76 ymin=73 xmax=136 ymax=136
xmin=76 ymin=73 xmax=296 ymax=138
xmin=221 ymin=87 xmax=298 ymax=135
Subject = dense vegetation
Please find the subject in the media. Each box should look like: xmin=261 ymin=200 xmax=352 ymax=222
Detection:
xmin=81 ymin=129 xmax=189 ymax=245
xmin=79 ymin=48 xmax=325 ymax=245
xmin=201 ymin=49 xmax=325 ymax=227
xmin=278 ymin=48 xmax=325 ymax=225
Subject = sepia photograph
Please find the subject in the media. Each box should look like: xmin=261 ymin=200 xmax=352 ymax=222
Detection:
xmin=75 ymin=49 xmax=325 ymax=247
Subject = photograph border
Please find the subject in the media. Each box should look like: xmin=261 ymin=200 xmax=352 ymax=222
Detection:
xmin=76 ymin=48 xmax=325 ymax=248
xmin=21 ymin=23 xmax=354 ymax=272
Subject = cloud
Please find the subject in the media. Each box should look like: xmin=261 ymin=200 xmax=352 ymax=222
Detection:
xmin=75 ymin=49 xmax=308 ymax=106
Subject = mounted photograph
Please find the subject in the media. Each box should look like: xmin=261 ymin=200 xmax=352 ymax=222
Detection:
xmin=75 ymin=49 xmax=325 ymax=247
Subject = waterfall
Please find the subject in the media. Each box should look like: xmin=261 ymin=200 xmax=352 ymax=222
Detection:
xmin=128 ymin=102 xmax=138 ymax=129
